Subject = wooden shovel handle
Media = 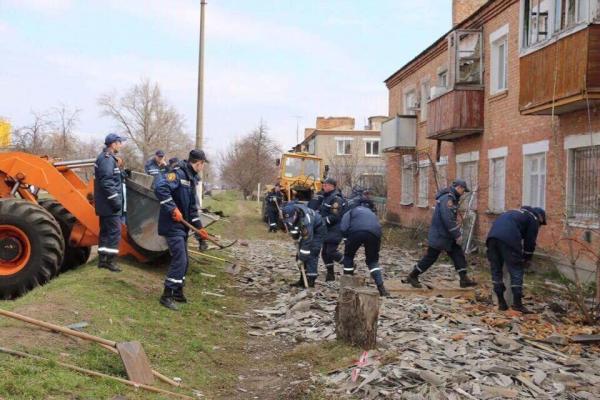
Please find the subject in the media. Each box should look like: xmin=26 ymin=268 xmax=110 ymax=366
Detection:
xmin=179 ymin=218 xmax=223 ymax=248
xmin=0 ymin=308 xmax=116 ymax=348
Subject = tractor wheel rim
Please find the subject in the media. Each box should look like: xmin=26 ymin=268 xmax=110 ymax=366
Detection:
xmin=0 ymin=225 xmax=31 ymax=275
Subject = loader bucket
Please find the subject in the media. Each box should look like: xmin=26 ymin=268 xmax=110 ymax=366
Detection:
xmin=125 ymin=172 xmax=220 ymax=259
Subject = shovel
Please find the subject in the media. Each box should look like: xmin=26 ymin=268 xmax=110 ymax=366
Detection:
xmin=180 ymin=219 xmax=237 ymax=249
xmin=0 ymin=308 xmax=155 ymax=385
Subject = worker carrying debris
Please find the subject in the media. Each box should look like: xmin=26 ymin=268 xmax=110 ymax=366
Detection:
xmin=486 ymin=206 xmax=547 ymax=313
xmin=340 ymin=204 xmax=389 ymax=296
xmin=94 ymin=133 xmax=127 ymax=273
xmin=144 ymin=149 xmax=168 ymax=176
xmin=345 ymin=187 xmax=377 ymax=213
xmin=319 ymin=177 xmax=345 ymax=282
xmin=154 ymin=149 xmax=210 ymax=310
xmin=282 ymin=202 xmax=327 ymax=288
xmin=265 ymin=183 xmax=283 ymax=232
xmin=403 ymin=179 xmax=477 ymax=288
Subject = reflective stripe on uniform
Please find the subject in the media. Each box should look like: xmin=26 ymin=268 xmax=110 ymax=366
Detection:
xmin=191 ymin=217 xmax=201 ymax=222
xmin=449 ymin=226 xmax=460 ymax=231
xmin=456 ymin=268 xmax=467 ymax=273
xmin=369 ymin=267 xmax=381 ymax=273
xmin=299 ymin=249 xmax=311 ymax=255
xmin=324 ymin=263 xmax=333 ymax=268
xmin=166 ymin=278 xmax=183 ymax=284
xmin=343 ymin=267 xmax=354 ymax=271
xmin=98 ymin=247 xmax=119 ymax=254
xmin=160 ymin=197 xmax=174 ymax=204
xmin=306 ymin=273 xmax=318 ymax=277
xmin=415 ymin=266 xmax=423 ymax=273
xmin=269 ymin=223 xmax=276 ymax=226
xmin=107 ymin=193 xmax=118 ymax=199
xmin=325 ymin=217 xmax=331 ymax=224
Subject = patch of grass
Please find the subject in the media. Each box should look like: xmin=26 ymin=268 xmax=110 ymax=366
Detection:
xmin=0 ymin=252 xmax=247 ymax=399
xmin=283 ymin=341 xmax=359 ymax=374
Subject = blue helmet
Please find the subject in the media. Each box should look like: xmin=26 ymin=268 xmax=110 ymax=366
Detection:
xmin=281 ymin=203 xmax=298 ymax=225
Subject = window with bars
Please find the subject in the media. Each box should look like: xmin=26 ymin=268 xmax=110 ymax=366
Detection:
xmin=568 ymin=145 xmax=600 ymax=222
xmin=417 ymin=165 xmax=429 ymax=207
xmin=489 ymin=157 xmax=506 ymax=213
xmin=401 ymin=157 xmax=415 ymax=205
xmin=457 ymin=160 xmax=478 ymax=210
xmin=523 ymin=152 xmax=546 ymax=208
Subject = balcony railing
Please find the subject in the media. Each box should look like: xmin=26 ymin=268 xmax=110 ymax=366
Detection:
xmin=519 ymin=25 xmax=600 ymax=115
xmin=427 ymin=88 xmax=484 ymax=140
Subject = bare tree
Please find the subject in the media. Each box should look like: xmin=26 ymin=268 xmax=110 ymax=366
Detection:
xmin=98 ymin=79 xmax=191 ymax=170
xmin=220 ymin=121 xmax=280 ymax=198
xmin=12 ymin=111 xmax=51 ymax=154
xmin=47 ymin=105 xmax=81 ymax=160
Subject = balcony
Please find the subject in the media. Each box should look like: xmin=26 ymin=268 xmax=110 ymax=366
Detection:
xmin=519 ymin=25 xmax=600 ymax=115
xmin=427 ymin=88 xmax=484 ymax=141
xmin=381 ymin=115 xmax=416 ymax=151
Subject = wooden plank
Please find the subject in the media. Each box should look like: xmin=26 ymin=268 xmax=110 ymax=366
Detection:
xmin=570 ymin=334 xmax=600 ymax=344
xmin=116 ymin=341 xmax=155 ymax=385
xmin=385 ymin=279 xmax=475 ymax=300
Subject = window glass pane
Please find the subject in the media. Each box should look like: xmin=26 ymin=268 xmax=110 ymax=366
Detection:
xmin=345 ymin=141 xmax=351 ymax=154
xmin=578 ymin=0 xmax=589 ymax=22
xmin=498 ymin=42 xmax=506 ymax=89
xmin=284 ymin=157 xmax=302 ymax=177
xmin=373 ymin=141 xmax=379 ymax=155
xmin=567 ymin=0 xmax=576 ymax=25
xmin=457 ymin=31 xmax=482 ymax=84
xmin=304 ymin=159 xmax=320 ymax=178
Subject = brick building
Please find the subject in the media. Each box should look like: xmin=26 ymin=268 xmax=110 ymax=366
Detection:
xmin=382 ymin=0 xmax=600 ymax=278
xmin=295 ymin=116 xmax=388 ymax=194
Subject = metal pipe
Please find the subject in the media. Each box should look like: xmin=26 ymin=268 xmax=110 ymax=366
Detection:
xmin=53 ymin=158 xmax=96 ymax=167
xmin=56 ymin=163 xmax=95 ymax=169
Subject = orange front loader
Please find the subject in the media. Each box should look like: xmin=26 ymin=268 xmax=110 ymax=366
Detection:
xmin=0 ymin=152 xmax=155 ymax=299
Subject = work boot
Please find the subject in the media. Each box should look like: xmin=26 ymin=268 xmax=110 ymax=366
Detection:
xmin=173 ymin=287 xmax=188 ymax=303
xmin=198 ymin=240 xmax=209 ymax=251
xmin=325 ymin=265 xmax=335 ymax=282
xmin=497 ymin=296 xmax=509 ymax=311
xmin=290 ymin=274 xmax=306 ymax=288
xmin=159 ymin=289 xmax=179 ymax=311
xmin=99 ymin=254 xmax=121 ymax=272
xmin=377 ymin=284 xmax=390 ymax=297
xmin=459 ymin=274 xmax=477 ymax=288
xmin=403 ymin=269 xmax=422 ymax=288
xmin=307 ymin=277 xmax=316 ymax=288
xmin=97 ymin=253 xmax=107 ymax=269
xmin=511 ymin=297 xmax=532 ymax=314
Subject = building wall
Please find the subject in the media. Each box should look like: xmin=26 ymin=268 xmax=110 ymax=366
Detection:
xmin=385 ymin=1 xmax=600 ymax=271
xmin=315 ymin=132 xmax=384 ymax=170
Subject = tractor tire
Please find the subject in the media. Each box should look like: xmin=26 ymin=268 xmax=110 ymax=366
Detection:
xmin=0 ymin=199 xmax=65 ymax=299
xmin=39 ymin=200 xmax=91 ymax=272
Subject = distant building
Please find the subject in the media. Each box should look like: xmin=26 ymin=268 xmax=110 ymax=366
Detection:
xmin=294 ymin=116 xmax=388 ymax=194
xmin=382 ymin=0 xmax=600 ymax=279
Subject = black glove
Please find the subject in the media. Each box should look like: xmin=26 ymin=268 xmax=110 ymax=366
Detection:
xmin=109 ymin=196 xmax=121 ymax=213
xmin=123 ymin=168 xmax=132 ymax=178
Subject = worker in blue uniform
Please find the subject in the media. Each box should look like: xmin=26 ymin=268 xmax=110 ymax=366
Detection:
xmin=265 ymin=184 xmax=283 ymax=232
xmin=319 ymin=178 xmax=345 ymax=281
xmin=282 ymin=203 xmax=327 ymax=288
xmin=340 ymin=205 xmax=389 ymax=296
xmin=168 ymin=157 xmax=180 ymax=171
xmin=94 ymin=133 xmax=127 ymax=272
xmin=154 ymin=149 xmax=209 ymax=310
xmin=486 ymin=206 xmax=546 ymax=313
xmin=403 ymin=180 xmax=477 ymax=288
xmin=144 ymin=150 xmax=168 ymax=176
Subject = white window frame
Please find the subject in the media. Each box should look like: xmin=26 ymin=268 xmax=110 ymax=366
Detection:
xmin=403 ymin=88 xmax=417 ymax=115
xmin=456 ymin=151 xmax=479 ymax=210
xmin=401 ymin=155 xmax=415 ymax=205
xmin=564 ymin=132 xmax=600 ymax=227
xmin=437 ymin=68 xmax=448 ymax=88
xmin=363 ymin=138 xmax=380 ymax=157
xmin=417 ymin=160 xmax=430 ymax=208
xmin=420 ymin=79 xmax=431 ymax=122
xmin=490 ymin=24 xmax=509 ymax=94
xmin=335 ymin=137 xmax=353 ymax=156
xmin=488 ymin=146 xmax=508 ymax=213
xmin=522 ymin=140 xmax=549 ymax=209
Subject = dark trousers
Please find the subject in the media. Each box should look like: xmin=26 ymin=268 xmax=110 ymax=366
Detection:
xmin=266 ymin=206 xmax=279 ymax=230
xmin=165 ymin=235 xmax=189 ymax=290
xmin=342 ymin=231 xmax=383 ymax=286
xmin=98 ymin=216 xmax=122 ymax=255
xmin=415 ymin=242 xmax=467 ymax=275
xmin=321 ymin=241 xmax=343 ymax=269
xmin=487 ymin=238 xmax=524 ymax=299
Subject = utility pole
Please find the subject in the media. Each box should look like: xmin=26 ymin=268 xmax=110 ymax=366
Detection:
xmin=293 ymin=115 xmax=302 ymax=147
xmin=195 ymin=0 xmax=207 ymax=149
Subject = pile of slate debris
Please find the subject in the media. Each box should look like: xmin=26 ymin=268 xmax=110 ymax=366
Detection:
xmin=231 ymin=240 xmax=600 ymax=399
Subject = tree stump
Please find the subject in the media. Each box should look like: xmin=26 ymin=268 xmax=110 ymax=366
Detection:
xmin=335 ymin=287 xmax=380 ymax=349
xmin=339 ymin=275 xmax=366 ymax=289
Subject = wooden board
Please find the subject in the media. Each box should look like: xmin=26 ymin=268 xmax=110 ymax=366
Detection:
xmin=116 ymin=341 xmax=155 ymax=385
xmin=385 ymin=279 xmax=476 ymax=300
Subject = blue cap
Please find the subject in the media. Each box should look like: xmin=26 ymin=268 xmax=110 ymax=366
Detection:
xmin=452 ymin=179 xmax=470 ymax=192
xmin=168 ymin=157 xmax=179 ymax=165
xmin=281 ymin=203 xmax=297 ymax=225
xmin=104 ymin=133 xmax=126 ymax=146
xmin=323 ymin=177 xmax=337 ymax=186
xmin=189 ymin=149 xmax=209 ymax=163
xmin=155 ymin=150 xmax=165 ymax=157
xmin=532 ymin=207 xmax=547 ymax=225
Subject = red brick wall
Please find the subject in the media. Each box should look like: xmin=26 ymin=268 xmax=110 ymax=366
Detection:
xmin=385 ymin=2 xmax=600 ymax=267
xmin=453 ymin=0 xmax=488 ymax=26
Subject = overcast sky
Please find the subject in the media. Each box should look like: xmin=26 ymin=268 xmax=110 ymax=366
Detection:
xmin=0 ymin=0 xmax=451 ymax=157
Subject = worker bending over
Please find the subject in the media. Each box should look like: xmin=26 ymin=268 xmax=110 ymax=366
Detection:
xmin=404 ymin=179 xmax=477 ymax=288
xmin=486 ymin=206 xmax=546 ymax=313
xmin=154 ymin=150 xmax=209 ymax=310
xmin=144 ymin=149 xmax=168 ymax=176
xmin=265 ymin=183 xmax=283 ymax=232
xmin=94 ymin=133 xmax=127 ymax=272
xmin=319 ymin=178 xmax=345 ymax=282
xmin=282 ymin=203 xmax=327 ymax=288
xmin=340 ymin=205 xmax=389 ymax=296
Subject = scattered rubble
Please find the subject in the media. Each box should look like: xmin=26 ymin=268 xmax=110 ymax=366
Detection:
xmin=231 ymin=239 xmax=600 ymax=399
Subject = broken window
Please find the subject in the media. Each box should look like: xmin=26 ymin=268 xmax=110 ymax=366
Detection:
xmin=404 ymin=90 xmax=417 ymax=115
xmin=401 ymin=155 xmax=415 ymax=205
xmin=524 ymin=0 xmax=592 ymax=48
xmin=336 ymin=138 xmax=352 ymax=156
xmin=420 ymin=80 xmax=431 ymax=121
xmin=568 ymin=145 xmax=600 ymax=222
xmin=489 ymin=157 xmax=506 ymax=213
xmin=438 ymin=70 xmax=448 ymax=88
xmin=453 ymin=30 xmax=483 ymax=85
xmin=457 ymin=160 xmax=478 ymax=210
xmin=523 ymin=152 xmax=546 ymax=208
xmin=417 ymin=164 xmax=429 ymax=207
